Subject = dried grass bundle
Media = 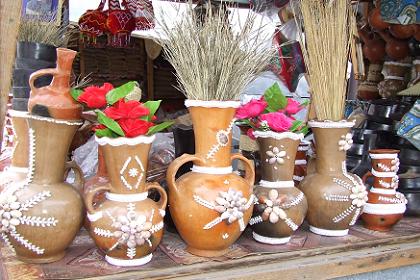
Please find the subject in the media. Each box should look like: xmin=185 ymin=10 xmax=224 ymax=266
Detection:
xmin=155 ymin=3 xmax=274 ymax=101
xmin=294 ymin=0 xmax=353 ymax=121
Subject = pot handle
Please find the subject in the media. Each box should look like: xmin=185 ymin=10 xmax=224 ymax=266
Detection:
xmin=166 ymin=154 xmax=205 ymax=194
xmin=231 ymin=153 xmax=255 ymax=188
xmin=29 ymin=68 xmax=57 ymax=96
xmin=146 ymin=182 xmax=168 ymax=210
xmin=84 ymin=185 xmax=111 ymax=215
xmin=362 ymin=171 xmax=373 ymax=184
xmin=64 ymin=161 xmax=85 ymax=194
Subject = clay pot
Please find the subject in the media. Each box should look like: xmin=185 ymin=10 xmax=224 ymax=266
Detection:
xmin=0 ymin=111 xmax=30 ymax=190
xmin=250 ymin=131 xmax=307 ymax=244
xmin=366 ymin=63 xmax=384 ymax=83
xmin=369 ymin=8 xmax=390 ymax=31
xmin=378 ymin=31 xmax=410 ymax=60
xmin=1 ymin=115 xmax=84 ymax=263
xmin=299 ymin=120 xmax=368 ymax=236
xmin=357 ymin=82 xmax=380 ymax=101
xmin=361 ymin=149 xmax=407 ymax=231
xmin=166 ymin=100 xmax=255 ymax=257
xmin=293 ymin=140 xmax=310 ymax=185
xmin=377 ymin=78 xmax=406 ymax=99
xmin=390 ymin=24 xmax=416 ymax=40
xmin=382 ymin=61 xmax=411 ymax=77
xmin=358 ymin=29 xmax=386 ymax=63
xmin=85 ymin=135 xmax=167 ymax=267
xmin=28 ymin=48 xmax=82 ymax=120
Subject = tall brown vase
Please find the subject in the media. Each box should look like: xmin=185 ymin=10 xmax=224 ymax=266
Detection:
xmin=250 ymin=131 xmax=307 ymax=244
xmin=299 ymin=121 xmax=368 ymax=236
xmin=0 ymin=115 xmax=84 ymax=263
xmin=85 ymin=135 xmax=167 ymax=267
xmin=166 ymin=100 xmax=255 ymax=257
xmin=28 ymin=48 xmax=82 ymax=120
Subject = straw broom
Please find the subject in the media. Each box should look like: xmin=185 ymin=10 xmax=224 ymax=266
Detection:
xmin=294 ymin=0 xmax=354 ymax=121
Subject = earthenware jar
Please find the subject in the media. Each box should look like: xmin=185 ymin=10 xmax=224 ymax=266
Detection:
xmin=0 ymin=115 xmax=84 ymax=263
xmin=357 ymin=82 xmax=380 ymax=101
xmin=293 ymin=140 xmax=310 ymax=185
xmin=0 ymin=110 xmax=30 ymax=190
xmin=378 ymin=78 xmax=406 ymax=99
xmin=366 ymin=64 xmax=383 ymax=83
xmin=361 ymin=149 xmax=407 ymax=231
xmin=369 ymin=7 xmax=390 ymax=31
xmin=390 ymin=24 xmax=416 ymax=40
xmin=299 ymin=120 xmax=368 ymax=236
xmin=250 ymin=131 xmax=307 ymax=244
xmin=28 ymin=48 xmax=82 ymax=120
xmin=382 ymin=61 xmax=411 ymax=78
xmin=166 ymin=100 xmax=255 ymax=257
xmin=378 ymin=31 xmax=409 ymax=61
xmin=358 ymin=28 xmax=386 ymax=63
xmin=85 ymin=135 xmax=167 ymax=267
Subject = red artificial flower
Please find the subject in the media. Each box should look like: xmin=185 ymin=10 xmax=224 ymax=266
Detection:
xmin=260 ymin=112 xmax=293 ymax=132
xmin=151 ymin=115 xmax=157 ymax=121
xmin=235 ymin=99 xmax=268 ymax=119
xmin=118 ymin=118 xmax=154 ymax=138
xmin=284 ymin=98 xmax=302 ymax=115
xmin=78 ymin=83 xmax=114 ymax=109
xmin=104 ymin=99 xmax=150 ymax=120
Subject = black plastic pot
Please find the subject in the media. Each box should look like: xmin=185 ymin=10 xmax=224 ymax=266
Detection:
xmin=400 ymin=190 xmax=420 ymax=216
xmin=12 ymin=87 xmax=30 ymax=99
xmin=366 ymin=120 xmax=394 ymax=132
xmin=16 ymin=41 xmax=56 ymax=61
xmin=15 ymin=57 xmax=55 ymax=70
xmin=11 ymin=98 xmax=29 ymax=111
xmin=12 ymin=68 xmax=52 ymax=88
xmin=352 ymin=128 xmax=377 ymax=144
xmin=399 ymin=164 xmax=420 ymax=175
xmin=399 ymin=148 xmax=420 ymax=166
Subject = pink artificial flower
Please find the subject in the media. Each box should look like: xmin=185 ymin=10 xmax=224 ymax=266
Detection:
xmin=235 ymin=99 xmax=267 ymax=119
xmin=284 ymin=98 xmax=302 ymax=115
xmin=260 ymin=112 xmax=293 ymax=132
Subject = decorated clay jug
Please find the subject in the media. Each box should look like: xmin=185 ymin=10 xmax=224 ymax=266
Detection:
xmin=0 ymin=115 xmax=84 ymax=263
xmin=361 ymin=149 xmax=407 ymax=231
xmin=166 ymin=100 xmax=255 ymax=257
xmin=28 ymin=48 xmax=82 ymax=120
xmin=250 ymin=131 xmax=307 ymax=244
xmin=85 ymin=135 xmax=167 ymax=267
xmin=293 ymin=140 xmax=310 ymax=185
xmin=299 ymin=120 xmax=368 ymax=236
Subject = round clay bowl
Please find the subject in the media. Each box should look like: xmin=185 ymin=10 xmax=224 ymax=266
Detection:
xmin=369 ymin=8 xmax=390 ymax=31
xmin=400 ymin=190 xmax=420 ymax=216
xmin=399 ymin=148 xmax=420 ymax=166
xmin=389 ymin=24 xmax=416 ymax=40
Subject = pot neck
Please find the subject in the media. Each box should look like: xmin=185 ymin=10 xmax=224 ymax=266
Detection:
xmin=97 ymin=146 xmax=107 ymax=177
xmin=50 ymin=48 xmax=76 ymax=90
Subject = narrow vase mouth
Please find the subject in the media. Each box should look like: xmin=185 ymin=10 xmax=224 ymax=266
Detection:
xmin=308 ymin=120 xmax=355 ymax=129
xmin=96 ymin=134 xmax=156 ymax=146
xmin=185 ymin=99 xmax=241 ymax=109
xmin=253 ymin=131 xmax=304 ymax=141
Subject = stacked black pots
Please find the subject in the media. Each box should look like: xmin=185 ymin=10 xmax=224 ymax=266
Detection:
xmin=12 ymin=42 xmax=56 ymax=111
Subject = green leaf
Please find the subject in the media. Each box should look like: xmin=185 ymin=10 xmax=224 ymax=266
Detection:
xmin=70 ymin=88 xmax=83 ymax=101
xmin=290 ymin=120 xmax=303 ymax=132
xmin=264 ymin=83 xmax=287 ymax=112
xmin=96 ymin=111 xmax=125 ymax=136
xmin=300 ymin=99 xmax=310 ymax=107
xmin=300 ymin=126 xmax=309 ymax=135
xmin=106 ymin=81 xmax=137 ymax=105
xmin=95 ymin=128 xmax=118 ymax=138
xmin=147 ymin=121 xmax=174 ymax=136
xmin=142 ymin=100 xmax=162 ymax=121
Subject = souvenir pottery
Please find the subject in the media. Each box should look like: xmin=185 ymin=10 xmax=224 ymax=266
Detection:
xmin=358 ymin=28 xmax=385 ymax=63
xmin=361 ymin=149 xmax=407 ymax=231
xmin=299 ymin=121 xmax=368 ymax=236
xmin=0 ymin=111 xmax=30 ymax=190
xmin=368 ymin=7 xmax=390 ymax=31
xmin=357 ymin=82 xmax=380 ymax=101
xmin=167 ymin=100 xmax=255 ymax=257
xmin=85 ymin=135 xmax=167 ymax=267
xmin=382 ymin=61 xmax=411 ymax=78
xmin=378 ymin=31 xmax=410 ymax=61
xmin=28 ymin=48 xmax=82 ymax=120
xmin=378 ymin=78 xmax=406 ymax=99
xmin=0 ymin=115 xmax=84 ymax=263
xmin=390 ymin=24 xmax=417 ymax=40
xmin=293 ymin=140 xmax=310 ymax=185
xmin=250 ymin=132 xmax=307 ymax=244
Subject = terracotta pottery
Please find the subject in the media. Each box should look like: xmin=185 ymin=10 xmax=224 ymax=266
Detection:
xmin=358 ymin=28 xmax=386 ymax=63
xmin=389 ymin=24 xmax=416 ymax=40
xmin=382 ymin=61 xmax=411 ymax=78
xmin=293 ymin=140 xmax=310 ymax=185
xmin=299 ymin=121 xmax=368 ymax=236
xmin=166 ymin=100 xmax=255 ymax=257
xmin=366 ymin=64 xmax=384 ymax=83
xmin=250 ymin=131 xmax=307 ymax=244
xmin=357 ymin=82 xmax=380 ymax=101
xmin=85 ymin=135 xmax=167 ymax=267
xmin=378 ymin=78 xmax=406 ymax=99
xmin=0 ymin=115 xmax=84 ymax=263
xmin=378 ymin=31 xmax=410 ymax=61
xmin=368 ymin=8 xmax=390 ymax=31
xmin=28 ymin=48 xmax=82 ymax=120
xmin=361 ymin=149 xmax=407 ymax=231
xmin=0 ymin=111 xmax=30 ymax=190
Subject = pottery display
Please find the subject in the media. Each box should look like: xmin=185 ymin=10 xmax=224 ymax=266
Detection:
xmin=361 ymin=149 xmax=407 ymax=231
xmin=357 ymin=82 xmax=380 ymax=101
xmin=167 ymin=100 xmax=255 ymax=257
xmin=299 ymin=120 xmax=368 ymax=236
xmin=250 ymin=131 xmax=307 ymax=244
xmin=85 ymin=135 xmax=167 ymax=267
xmin=293 ymin=140 xmax=310 ymax=185
xmin=0 ymin=115 xmax=84 ymax=263
xmin=389 ymin=24 xmax=416 ymax=40
xmin=378 ymin=78 xmax=407 ymax=99
xmin=358 ymin=28 xmax=386 ymax=63
xmin=378 ymin=31 xmax=409 ymax=61
xmin=28 ymin=48 xmax=82 ymax=120
xmin=369 ymin=7 xmax=390 ymax=31
xmin=382 ymin=61 xmax=411 ymax=78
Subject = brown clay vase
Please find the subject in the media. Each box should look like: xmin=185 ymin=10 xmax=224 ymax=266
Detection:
xmin=293 ymin=140 xmax=310 ymax=185
xmin=358 ymin=28 xmax=386 ymax=63
xmin=390 ymin=24 xmax=416 ymax=40
xmin=85 ymin=135 xmax=167 ymax=266
xmin=0 ymin=110 xmax=30 ymax=190
xmin=250 ymin=131 xmax=307 ymax=244
xmin=299 ymin=121 xmax=368 ymax=236
xmin=357 ymin=82 xmax=380 ymax=101
xmin=0 ymin=115 xmax=84 ymax=263
xmin=361 ymin=149 xmax=407 ymax=231
xmin=166 ymin=100 xmax=255 ymax=257
xmin=368 ymin=7 xmax=390 ymax=31
xmin=28 ymin=48 xmax=82 ymax=120
xmin=378 ymin=31 xmax=410 ymax=60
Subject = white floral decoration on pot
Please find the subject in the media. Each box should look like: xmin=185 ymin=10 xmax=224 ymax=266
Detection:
xmin=338 ymin=133 xmax=353 ymax=151
xmin=266 ymin=147 xmax=287 ymax=165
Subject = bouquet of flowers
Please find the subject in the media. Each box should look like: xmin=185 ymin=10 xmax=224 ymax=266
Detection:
xmin=235 ymin=83 xmax=308 ymax=138
xmin=71 ymin=81 xmax=173 ymax=138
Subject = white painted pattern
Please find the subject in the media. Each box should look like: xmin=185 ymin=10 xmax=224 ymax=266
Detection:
xmin=96 ymin=134 xmax=155 ymax=146
xmin=253 ymin=131 xmax=304 ymax=141
xmin=308 ymin=120 xmax=355 ymax=129
xmin=363 ymin=203 xmax=406 ymax=215
xmin=105 ymin=253 xmax=153 ymax=267
xmin=191 ymin=165 xmax=233 ymax=175
xmin=184 ymin=100 xmax=241 ymax=108
xmin=309 ymin=226 xmax=349 ymax=237
xmin=252 ymin=232 xmax=291 ymax=244
xmin=259 ymin=180 xmax=295 ymax=188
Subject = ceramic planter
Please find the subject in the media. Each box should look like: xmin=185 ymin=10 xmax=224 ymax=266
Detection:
xmin=361 ymin=149 xmax=407 ymax=231
xmin=0 ymin=115 xmax=84 ymax=263
xmin=250 ymin=131 xmax=307 ymax=244
xmin=299 ymin=121 xmax=368 ymax=236
xmin=85 ymin=135 xmax=167 ymax=267
xmin=166 ymin=100 xmax=255 ymax=257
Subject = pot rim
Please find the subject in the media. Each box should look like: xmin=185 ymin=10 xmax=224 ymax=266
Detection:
xmin=383 ymin=61 xmax=412 ymax=67
xmin=185 ymin=99 xmax=240 ymax=108
xmin=253 ymin=130 xmax=304 ymax=140
xmin=369 ymin=149 xmax=399 ymax=155
xmin=8 ymin=110 xmax=29 ymax=118
xmin=308 ymin=120 xmax=355 ymax=128
xmin=96 ymin=134 xmax=156 ymax=146
xmin=26 ymin=114 xmax=83 ymax=126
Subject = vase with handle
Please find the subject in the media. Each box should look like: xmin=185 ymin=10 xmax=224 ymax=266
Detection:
xmin=166 ymin=100 xmax=255 ymax=257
